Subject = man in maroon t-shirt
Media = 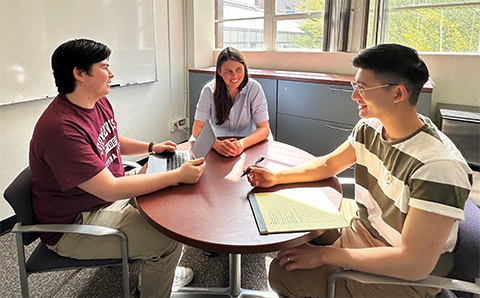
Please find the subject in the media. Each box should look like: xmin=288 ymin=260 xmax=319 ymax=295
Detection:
xmin=29 ymin=39 xmax=205 ymax=298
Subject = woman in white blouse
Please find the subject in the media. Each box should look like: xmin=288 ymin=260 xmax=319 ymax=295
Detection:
xmin=192 ymin=47 xmax=270 ymax=157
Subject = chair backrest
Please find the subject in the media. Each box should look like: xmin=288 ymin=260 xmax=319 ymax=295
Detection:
xmin=448 ymin=199 xmax=480 ymax=283
xmin=3 ymin=166 xmax=39 ymax=245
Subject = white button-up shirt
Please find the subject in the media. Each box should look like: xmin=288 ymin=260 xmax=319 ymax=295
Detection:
xmin=194 ymin=79 xmax=269 ymax=137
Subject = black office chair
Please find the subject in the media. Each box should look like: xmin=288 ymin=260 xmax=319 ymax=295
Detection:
xmin=4 ymin=167 xmax=133 ymax=298
xmin=327 ymin=198 xmax=480 ymax=298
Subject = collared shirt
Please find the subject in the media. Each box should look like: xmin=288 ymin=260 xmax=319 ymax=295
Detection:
xmin=194 ymin=79 xmax=269 ymax=137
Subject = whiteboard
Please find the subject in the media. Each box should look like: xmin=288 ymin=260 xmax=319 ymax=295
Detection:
xmin=0 ymin=0 xmax=157 ymax=105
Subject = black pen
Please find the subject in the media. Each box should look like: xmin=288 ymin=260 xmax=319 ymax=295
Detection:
xmin=241 ymin=156 xmax=265 ymax=177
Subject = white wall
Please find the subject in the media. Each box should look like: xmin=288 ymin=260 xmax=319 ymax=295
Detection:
xmin=186 ymin=0 xmax=216 ymax=69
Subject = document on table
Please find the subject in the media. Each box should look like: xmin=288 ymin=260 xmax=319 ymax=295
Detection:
xmin=248 ymin=187 xmax=349 ymax=235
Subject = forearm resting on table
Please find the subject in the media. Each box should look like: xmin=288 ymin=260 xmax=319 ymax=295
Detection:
xmin=271 ymin=158 xmax=333 ymax=185
xmin=237 ymin=123 xmax=269 ymax=149
xmin=272 ymin=141 xmax=355 ymax=185
xmin=78 ymin=168 xmax=184 ymax=202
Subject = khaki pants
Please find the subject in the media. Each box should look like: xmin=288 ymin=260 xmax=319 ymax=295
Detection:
xmin=48 ymin=198 xmax=181 ymax=298
xmin=269 ymin=217 xmax=441 ymax=298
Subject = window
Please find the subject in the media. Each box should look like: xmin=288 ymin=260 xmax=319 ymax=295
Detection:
xmin=215 ymin=0 xmax=480 ymax=53
xmin=216 ymin=0 xmax=265 ymax=50
xmin=368 ymin=0 xmax=480 ymax=53
xmin=216 ymin=0 xmax=327 ymax=51
xmin=274 ymin=0 xmax=326 ymax=50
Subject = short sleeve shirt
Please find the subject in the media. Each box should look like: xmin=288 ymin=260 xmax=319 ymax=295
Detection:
xmin=347 ymin=116 xmax=472 ymax=252
xmin=347 ymin=116 xmax=472 ymax=275
xmin=194 ymin=79 xmax=269 ymax=137
xmin=29 ymin=94 xmax=124 ymax=245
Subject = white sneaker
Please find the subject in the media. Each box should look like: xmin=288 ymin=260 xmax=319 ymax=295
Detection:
xmin=173 ymin=267 xmax=194 ymax=289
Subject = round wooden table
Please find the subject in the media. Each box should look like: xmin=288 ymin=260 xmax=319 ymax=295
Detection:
xmin=137 ymin=140 xmax=342 ymax=297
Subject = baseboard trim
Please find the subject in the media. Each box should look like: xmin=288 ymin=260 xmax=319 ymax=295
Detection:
xmin=0 ymin=215 xmax=17 ymax=236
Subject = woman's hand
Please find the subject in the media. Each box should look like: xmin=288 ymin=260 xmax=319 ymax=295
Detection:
xmin=232 ymin=140 xmax=245 ymax=155
xmin=213 ymin=138 xmax=241 ymax=157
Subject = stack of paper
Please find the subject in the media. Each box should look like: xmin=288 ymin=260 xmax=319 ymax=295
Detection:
xmin=248 ymin=187 xmax=349 ymax=235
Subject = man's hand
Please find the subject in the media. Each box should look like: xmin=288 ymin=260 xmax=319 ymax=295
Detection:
xmin=176 ymin=158 xmax=206 ymax=184
xmin=273 ymin=208 xmax=457 ymax=281
xmin=154 ymin=141 xmax=177 ymax=153
xmin=276 ymin=243 xmax=328 ymax=271
xmin=246 ymin=165 xmax=276 ymax=188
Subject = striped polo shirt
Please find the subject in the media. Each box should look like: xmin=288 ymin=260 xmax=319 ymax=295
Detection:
xmin=348 ymin=116 xmax=472 ymax=274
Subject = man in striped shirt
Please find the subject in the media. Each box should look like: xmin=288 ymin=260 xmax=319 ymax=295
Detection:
xmin=246 ymin=44 xmax=472 ymax=297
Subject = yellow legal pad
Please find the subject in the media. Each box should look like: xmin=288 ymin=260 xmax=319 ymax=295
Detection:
xmin=248 ymin=187 xmax=349 ymax=235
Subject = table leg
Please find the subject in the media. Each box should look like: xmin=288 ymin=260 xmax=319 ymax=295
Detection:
xmin=229 ymin=254 xmax=241 ymax=296
xmin=172 ymin=253 xmax=278 ymax=297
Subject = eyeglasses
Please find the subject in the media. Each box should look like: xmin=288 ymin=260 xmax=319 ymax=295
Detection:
xmin=350 ymin=81 xmax=397 ymax=95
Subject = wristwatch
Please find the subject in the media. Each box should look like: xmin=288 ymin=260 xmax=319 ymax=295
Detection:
xmin=148 ymin=141 xmax=157 ymax=154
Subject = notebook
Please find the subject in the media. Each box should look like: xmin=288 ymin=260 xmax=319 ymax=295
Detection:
xmin=248 ymin=187 xmax=349 ymax=235
xmin=146 ymin=120 xmax=216 ymax=174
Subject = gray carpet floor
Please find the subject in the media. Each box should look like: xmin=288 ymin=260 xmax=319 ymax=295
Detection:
xmin=0 ymin=231 xmax=277 ymax=297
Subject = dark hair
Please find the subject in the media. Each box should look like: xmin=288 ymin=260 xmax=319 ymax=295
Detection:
xmin=51 ymin=39 xmax=111 ymax=94
xmin=214 ymin=47 xmax=249 ymax=125
xmin=352 ymin=43 xmax=429 ymax=105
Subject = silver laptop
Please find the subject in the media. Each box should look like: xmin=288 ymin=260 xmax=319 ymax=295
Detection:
xmin=146 ymin=120 xmax=216 ymax=174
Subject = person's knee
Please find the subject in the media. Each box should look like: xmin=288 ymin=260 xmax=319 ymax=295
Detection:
xmin=146 ymin=240 xmax=181 ymax=265
xmin=268 ymin=258 xmax=281 ymax=292
xmin=268 ymin=258 xmax=297 ymax=297
xmin=269 ymin=257 xmax=348 ymax=298
xmin=157 ymin=236 xmax=181 ymax=258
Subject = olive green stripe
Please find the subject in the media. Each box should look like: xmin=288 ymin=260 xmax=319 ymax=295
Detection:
xmin=355 ymin=125 xmax=424 ymax=183
xmin=410 ymin=179 xmax=469 ymax=209
xmin=385 ymin=150 xmax=423 ymax=183
xmin=356 ymin=163 xmax=468 ymax=236
xmin=355 ymin=164 xmax=406 ymax=234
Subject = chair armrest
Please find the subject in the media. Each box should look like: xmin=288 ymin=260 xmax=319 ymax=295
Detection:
xmin=122 ymin=160 xmax=142 ymax=169
xmin=327 ymin=270 xmax=480 ymax=297
xmin=12 ymin=222 xmax=127 ymax=241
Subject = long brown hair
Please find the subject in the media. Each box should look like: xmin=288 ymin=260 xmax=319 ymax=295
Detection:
xmin=214 ymin=47 xmax=249 ymax=125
